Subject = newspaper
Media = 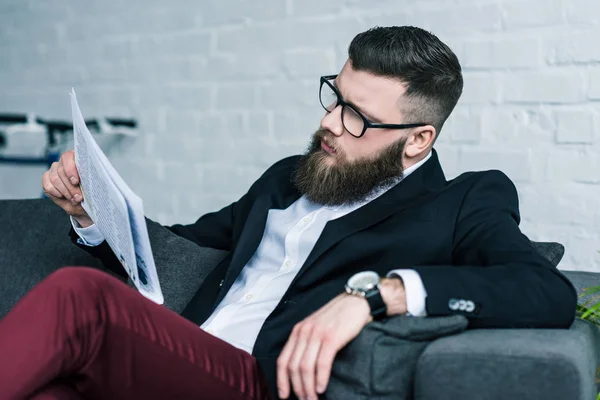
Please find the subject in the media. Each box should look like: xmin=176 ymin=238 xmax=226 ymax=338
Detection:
xmin=70 ymin=89 xmax=164 ymax=305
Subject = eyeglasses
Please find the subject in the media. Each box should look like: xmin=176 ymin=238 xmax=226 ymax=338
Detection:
xmin=319 ymin=75 xmax=428 ymax=138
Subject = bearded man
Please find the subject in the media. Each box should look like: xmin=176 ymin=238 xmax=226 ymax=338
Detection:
xmin=0 ymin=26 xmax=576 ymax=400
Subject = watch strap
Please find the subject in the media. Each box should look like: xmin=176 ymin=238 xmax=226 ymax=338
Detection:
xmin=365 ymin=288 xmax=387 ymax=320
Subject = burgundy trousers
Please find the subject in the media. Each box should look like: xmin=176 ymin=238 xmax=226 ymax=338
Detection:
xmin=0 ymin=267 xmax=272 ymax=400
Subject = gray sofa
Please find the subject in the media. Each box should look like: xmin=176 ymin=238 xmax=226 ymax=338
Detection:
xmin=1 ymin=198 xmax=599 ymax=400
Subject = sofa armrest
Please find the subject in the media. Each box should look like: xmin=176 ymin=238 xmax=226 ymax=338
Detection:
xmin=415 ymin=319 xmax=599 ymax=400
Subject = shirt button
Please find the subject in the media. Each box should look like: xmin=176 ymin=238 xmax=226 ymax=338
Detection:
xmin=283 ymin=260 xmax=293 ymax=269
xmin=244 ymin=293 xmax=253 ymax=301
xmin=302 ymin=216 xmax=313 ymax=224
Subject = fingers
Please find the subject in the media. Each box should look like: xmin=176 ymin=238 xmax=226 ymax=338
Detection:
xmin=57 ymin=162 xmax=81 ymax=202
xmin=42 ymin=170 xmax=63 ymax=199
xmin=277 ymin=326 xmax=296 ymax=399
xmin=47 ymin=162 xmax=71 ymax=200
xmin=299 ymin=332 xmax=323 ymax=399
xmin=315 ymin=338 xmax=337 ymax=394
xmin=61 ymin=150 xmax=80 ymax=186
xmin=288 ymin=326 xmax=310 ymax=399
xmin=278 ymin=323 xmax=326 ymax=400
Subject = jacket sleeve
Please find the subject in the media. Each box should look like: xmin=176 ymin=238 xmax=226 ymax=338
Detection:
xmin=67 ymin=156 xmax=300 ymax=278
xmin=412 ymin=170 xmax=577 ymax=329
xmin=69 ymin=197 xmax=243 ymax=279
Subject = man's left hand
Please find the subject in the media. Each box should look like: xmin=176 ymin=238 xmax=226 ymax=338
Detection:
xmin=276 ymin=293 xmax=371 ymax=400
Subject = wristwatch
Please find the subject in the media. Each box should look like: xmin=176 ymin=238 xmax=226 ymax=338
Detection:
xmin=345 ymin=271 xmax=387 ymax=320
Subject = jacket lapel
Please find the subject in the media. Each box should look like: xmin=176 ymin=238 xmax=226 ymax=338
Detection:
xmin=291 ymin=150 xmax=447 ymax=286
xmin=218 ymin=174 xmax=302 ymax=300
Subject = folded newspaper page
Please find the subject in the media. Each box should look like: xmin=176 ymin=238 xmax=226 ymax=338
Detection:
xmin=70 ymin=89 xmax=164 ymax=304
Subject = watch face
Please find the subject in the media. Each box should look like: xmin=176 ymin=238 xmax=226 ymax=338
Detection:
xmin=348 ymin=271 xmax=379 ymax=291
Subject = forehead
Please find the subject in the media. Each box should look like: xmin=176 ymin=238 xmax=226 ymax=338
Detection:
xmin=336 ymin=60 xmax=407 ymax=120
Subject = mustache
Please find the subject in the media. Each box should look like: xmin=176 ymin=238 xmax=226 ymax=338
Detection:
xmin=313 ymin=128 xmax=337 ymax=152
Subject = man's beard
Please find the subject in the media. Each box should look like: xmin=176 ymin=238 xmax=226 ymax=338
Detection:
xmin=293 ymin=129 xmax=407 ymax=206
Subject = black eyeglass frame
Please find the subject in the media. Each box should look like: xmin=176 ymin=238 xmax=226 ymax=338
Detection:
xmin=319 ymin=74 xmax=428 ymax=138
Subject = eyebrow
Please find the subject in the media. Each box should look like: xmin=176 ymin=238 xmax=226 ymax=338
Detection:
xmin=332 ymin=78 xmax=383 ymax=123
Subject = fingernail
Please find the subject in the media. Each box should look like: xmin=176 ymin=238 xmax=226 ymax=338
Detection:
xmin=278 ymin=391 xmax=284 ymax=399
xmin=70 ymin=176 xmax=77 ymax=184
xmin=73 ymin=194 xmax=80 ymax=202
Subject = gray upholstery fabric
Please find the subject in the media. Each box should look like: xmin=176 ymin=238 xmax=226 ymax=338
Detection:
xmin=530 ymin=241 xmax=565 ymax=267
xmin=563 ymin=270 xmax=600 ymax=306
xmin=144 ymin=219 xmax=227 ymax=313
xmin=0 ymin=198 xmax=103 ymax=319
xmin=415 ymin=319 xmax=599 ymax=400
xmin=325 ymin=315 xmax=468 ymax=400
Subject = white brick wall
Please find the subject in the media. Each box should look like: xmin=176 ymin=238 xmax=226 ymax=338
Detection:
xmin=0 ymin=0 xmax=598 ymax=271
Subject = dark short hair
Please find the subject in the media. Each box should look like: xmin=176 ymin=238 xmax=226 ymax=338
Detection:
xmin=348 ymin=26 xmax=463 ymax=136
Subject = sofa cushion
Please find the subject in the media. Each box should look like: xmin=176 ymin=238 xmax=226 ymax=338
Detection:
xmin=0 ymin=198 xmax=103 ymax=319
xmin=324 ymin=315 xmax=469 ymax=399
xmin=414 ymin=318 xmax=599 ymax=400
xmin=530 ymin=242 xmax=564 ymax=267
xmin=144 ymin=219 xmax=228 ymax=313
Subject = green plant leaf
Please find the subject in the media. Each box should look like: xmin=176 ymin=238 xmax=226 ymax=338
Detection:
xmin=580 ymin=285 xmax=600 ymax=297
xmin=582 ymin=301 xmax=600 ymax=319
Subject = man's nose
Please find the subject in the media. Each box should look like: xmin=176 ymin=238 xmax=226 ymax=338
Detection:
xmin=319 ymin=106 xmax=344 ymax=137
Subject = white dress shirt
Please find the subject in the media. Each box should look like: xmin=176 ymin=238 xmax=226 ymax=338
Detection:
xmin=73 ymin=152 xmax=431 ymax=354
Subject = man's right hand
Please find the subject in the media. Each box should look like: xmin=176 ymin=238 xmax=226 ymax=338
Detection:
xmin=42 ymin=150 xmax=94 ymax=228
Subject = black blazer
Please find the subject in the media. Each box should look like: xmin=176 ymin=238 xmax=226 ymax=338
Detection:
xmin=74 ymin=149 xmax=577 ymax=396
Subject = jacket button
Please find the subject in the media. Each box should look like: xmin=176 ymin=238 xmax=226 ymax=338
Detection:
xmin=458 ymin=300 xmax=467 ymax=311
xmin=465 ymin=300 xmax=475 ymax=312
xmin=219 ymin=279 xmax=224 ymax=287
xmin=448 ymin=298 xmax=459 ymax=310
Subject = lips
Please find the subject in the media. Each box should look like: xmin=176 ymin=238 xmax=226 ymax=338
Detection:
xmin=321 ymin=139 xmax=336 ymax=154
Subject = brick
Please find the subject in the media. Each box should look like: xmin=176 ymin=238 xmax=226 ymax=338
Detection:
xmin=217 ymin=18 xmax=359 ymax=54
xmin=444 ymin=108 xmax=482 ymax=144
xmin=432 ymin=145 xmax=460 ymax=177
xmin=551 ymin=30 xmax=600 ymax=65
xmin=216 ymin=84 xmax=259 ymax=109
xmin=283 ymin=49 xmax=336 ymax=78
xmin=409 ymin=4 xmax=503 ymax=37
xmin=457 ymin=148 xmax=533 ymax=183
xmin=290 ymin=0 xmax=345 ymax=16
xmin=503 ymin=0 xmax=564 ymax=28
xmin=217 ymin=25 xmax=289 ymax=54
xmin=589 ymin=67 xmax=600 ymax=100
xmin=161 ymin=85 xmax=212 ymax=111
xmin=272 ymin=109 xmax=323 ymax=145
xmin=502 ymin=71 xmax=585 ymax=104
xmin=518 ymin=184 xmax=600 ymax=227
xmin=200 ymin=0 xmax=286 ymax=26
xmin=246 ymin=111 xmax=272 ymax=139
xmin=460 ymin=72 xmax=500 ymax=104
xmin=259 ymin=81 xmax=317 ymax=110
xmin=481 ymin=108 xmax=556 ymax=146
xmin=462 ymin=38 xmax=541 ymax=69
xmin=136 ymin=32 xmax=212 ymax=59
xmin=555 ymin=110 xmax=595 ymax=144
xmin=565 ymin=0 xmax=600 ymax=26
xmin=545 ymin=149 xmax=600 ymax=183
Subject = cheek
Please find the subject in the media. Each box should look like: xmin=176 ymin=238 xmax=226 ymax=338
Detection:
xmin=343 ymin=139 xmax=382 ymax=161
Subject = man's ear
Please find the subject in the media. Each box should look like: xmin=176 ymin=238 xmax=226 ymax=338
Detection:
xmin=405 ymin=125 xmax=436 ymax=158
